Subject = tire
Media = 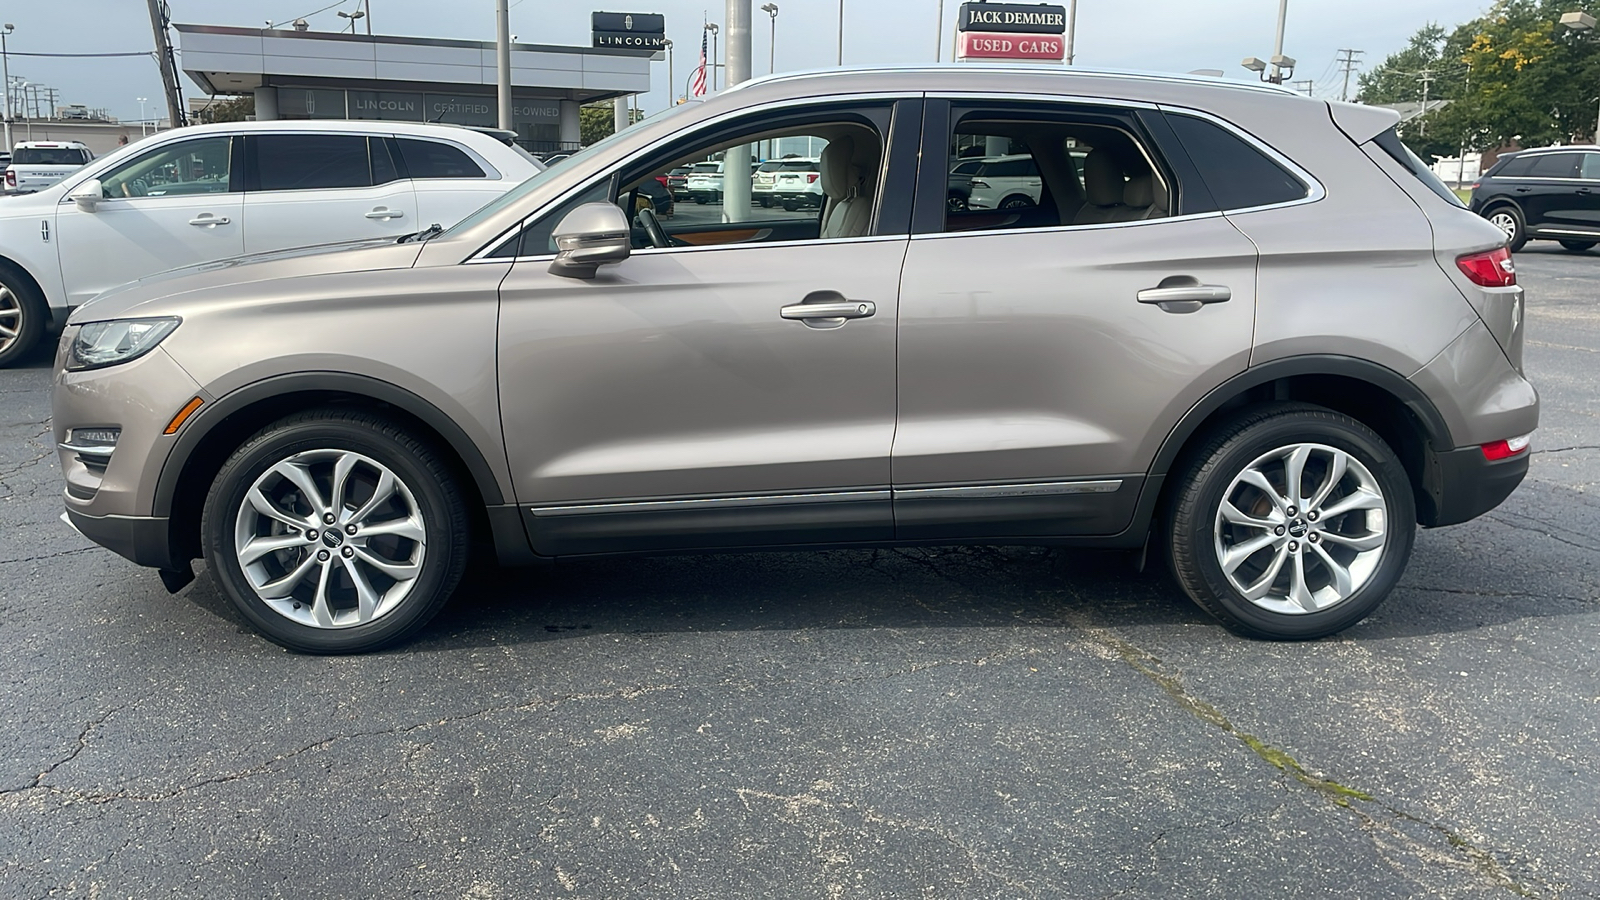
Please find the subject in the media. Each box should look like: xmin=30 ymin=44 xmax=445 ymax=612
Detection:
xmin=1485 ymin=205 xmax=1527 ymax=252
xmin=1559 ymin=240 xmax=1597 ymax=252
xmin=1166 ymin=403 xmax=1416 ymax=640
xmin=948 ymin=193 xmax=969 ymax=213
xmin=1000 ymin=195 xmax=1035 ymax=210
xmin=782 ymin=200 xmax=798 ymax=212
xmin=201 ymin=409 xmax=471 ymax=654
xmin=0 ymin=266 xmax=47 ymax=368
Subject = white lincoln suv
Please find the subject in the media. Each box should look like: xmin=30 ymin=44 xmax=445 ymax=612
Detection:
xmin=0 ymin=120 xmax=540 ymax=366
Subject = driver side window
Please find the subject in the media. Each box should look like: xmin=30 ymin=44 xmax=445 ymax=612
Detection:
xmin=99 ymin=137 xmax=235 ymax=199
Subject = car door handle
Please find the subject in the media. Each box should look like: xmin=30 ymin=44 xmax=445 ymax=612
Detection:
xmin=188 ymin=214 xmax=230 ymax=227
xmin=366 ymin=207 xmax=404 ymax=219
xmin=780 ymin=297 xmax=876 ymax=329
xmin=1137 ymin=283 xmax=1231 ymax=314
xmin=1514 ymin=187 xmax=1533 ymax=193
xmin=1579 ymin=188 xmax=1593 ymax=195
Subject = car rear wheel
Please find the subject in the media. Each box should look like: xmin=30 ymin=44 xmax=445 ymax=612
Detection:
xmin=202 ymin=409 xmax=470 ymax=654
xmin=0 ymin=268 xmax=47 ymax=368
xmin=1166 ymin=403 xmax=1415 ymax=640
xmin=1486 ymin=206 xmax=1527 ymax=252
xmin=1000 ymin=195 xmax=1035 ymax=209
xmin=1559 ymin=240 xmax=1596 ymax=252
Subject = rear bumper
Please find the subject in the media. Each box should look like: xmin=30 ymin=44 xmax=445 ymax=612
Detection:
xmin=63 ymin=508 xmax=180 ymax=569
xmin=1421 ymin=445 xmax=1529 ymax=528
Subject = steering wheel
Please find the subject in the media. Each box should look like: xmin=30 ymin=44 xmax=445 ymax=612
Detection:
xmin=636 ymin=206 xmax=671 ymax=249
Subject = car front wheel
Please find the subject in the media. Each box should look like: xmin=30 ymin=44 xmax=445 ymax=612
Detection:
xmin=0 ymin=267 xmax=47 ymax=368
xmin=1486 ymin=206 xmax=1527 ymax=252
xmin=202 ymin=409 xmax=470 ymax=654
xmin=1166 ymin=404 xmax=1415 ymax=640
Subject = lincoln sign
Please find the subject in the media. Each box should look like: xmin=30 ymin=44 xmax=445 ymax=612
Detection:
xmin=592 ymin=11 xmax=667 ymax=51
xmin=956 ymin=2 xmax=1067 ymax=63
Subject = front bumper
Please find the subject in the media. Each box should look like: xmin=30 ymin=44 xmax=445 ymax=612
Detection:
xmin=62 ymin=508 xmax=180 ymax=569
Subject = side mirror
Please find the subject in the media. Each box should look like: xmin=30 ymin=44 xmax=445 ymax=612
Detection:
xmin=67 ymin=179 xmax=102 ymax=211
xmin=548 ymin=202 xmax=631 ymax=279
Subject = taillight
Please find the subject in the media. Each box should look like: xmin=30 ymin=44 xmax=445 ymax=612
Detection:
xmin=1481 ymin=433 xmax=1532 ymax=461
xmin=1469 ymin=182 xmax=1480 ymax=191
xmin=806 ymin=173 xmax=819 ymax=183
xmin=1457 ymin=247 xmax=1516 ymax=287
xmin=4 ymin=170 xmax=13 ymax=187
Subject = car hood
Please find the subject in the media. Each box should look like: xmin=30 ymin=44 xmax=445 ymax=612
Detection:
xmin=67 ymin=238 xmax=427 ymax=323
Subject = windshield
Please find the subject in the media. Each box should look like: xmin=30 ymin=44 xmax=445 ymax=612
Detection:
xmin=438 ymin=102 xmax=701 ymax=240
xmin=14 ymin=147 xmax=90 ymax=166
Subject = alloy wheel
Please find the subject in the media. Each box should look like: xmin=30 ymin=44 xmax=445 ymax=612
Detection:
xmin=233 ymin=449 xmax=427 ymax=629
xmin=1212 ymin=442 xmax=1388 ymax=615
xmin=1488 ymin=210 xmax=1519 ymax=242
xmin=0 ymin=286 xmax=21 ymax=356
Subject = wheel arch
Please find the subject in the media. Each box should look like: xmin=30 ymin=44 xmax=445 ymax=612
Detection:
xmin=1137 ymin=356 xmax=1456 ymax=535
xmin=0 ymin=253 xmax=55 ymax=327
xmin=155 ymin=372 xmax=508 ymax=564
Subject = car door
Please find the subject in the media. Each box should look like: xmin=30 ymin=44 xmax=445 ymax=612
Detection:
xmin=1557 ymin=152 xmax=1600 ymax=235
xmin=892 ymin=99 xmax=1259 ymax=540
xmin=1519 ymin=151 xmax=1581 ymax=230
xmin=55 ymin=135 xmax=244 ymax=307
xmin=241 ymin=132 xmax=418 ymax=253
xmin=495 ymin=98 xmax=920 ymax=556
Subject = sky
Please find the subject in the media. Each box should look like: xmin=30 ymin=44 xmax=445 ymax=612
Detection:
xmin=5 ymin=0 xmax=1493 ymax=124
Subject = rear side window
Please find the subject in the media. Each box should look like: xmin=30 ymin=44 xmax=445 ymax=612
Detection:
xmin=396 ymin=139 xmax=487 ymax=179
xmin=1371 ymin=127 xmax=1466 ymax=208
xmin=1529 ymin=152 xmax=1580 ymax=178
xmin=1583 ymin=153 xmax=1600 ymax=180
xmin=254 ymin=134 xmax=373 ymax=191
xmin=1166 ymin=113 xmax=1307 ymax=211
xmin=1491 ymin=155 xmax=1534 ymax=177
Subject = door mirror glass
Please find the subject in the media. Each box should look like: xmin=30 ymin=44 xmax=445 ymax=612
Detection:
xmin=67 ymin=179 xmax=102 ymax=210
xmin=548 ymin=202 xmax=631 ymax=278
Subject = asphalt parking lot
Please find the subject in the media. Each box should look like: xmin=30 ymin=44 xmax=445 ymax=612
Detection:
xmin=2 ymin=247 xmax=1597 ymax=899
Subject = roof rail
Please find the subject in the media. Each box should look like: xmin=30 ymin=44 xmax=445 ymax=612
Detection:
xmin=727 ymin=64 xmax=1303 ymax=97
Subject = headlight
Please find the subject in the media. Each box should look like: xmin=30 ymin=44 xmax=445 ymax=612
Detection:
xmin=65 ymin=317 xmax=181 ymax=371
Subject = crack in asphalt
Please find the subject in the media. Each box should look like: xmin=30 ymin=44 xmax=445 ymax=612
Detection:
xmin=0 ymin=547 xmax=97 ymax=566
xmin=1482 ymin=512 xmax=1600 ymax=553
xmin=1055 ymin=614 xmax=1552 ymax=899
xmin=10 ymin=707 xmax=124 ymax=794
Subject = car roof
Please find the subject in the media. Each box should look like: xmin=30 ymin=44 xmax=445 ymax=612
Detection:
xmin=15 ymin=140 xmax=90 ymax=148
xmin=1502 ymin=145 xmax=1600 ymax=158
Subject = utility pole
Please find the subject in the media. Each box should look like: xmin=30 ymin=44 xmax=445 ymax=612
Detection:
xmin=1418 ymin=68 xmax=1434 ymax=136
xmin=145 ymin=0 xmax=186 ymax=128
xmin=1293 ymin=79 xmax=1313 ymax=97
xmin=495 ymin=0 xmax=512 ymax=130
xmin=1336 ymin=48 xmax=1364 ymax=101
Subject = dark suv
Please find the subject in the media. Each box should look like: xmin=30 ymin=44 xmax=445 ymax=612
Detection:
xmin=1471 ymin=145 xmax=1600 ymax=252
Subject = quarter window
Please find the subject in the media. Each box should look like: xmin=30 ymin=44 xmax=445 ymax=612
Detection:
xmin=99 ymin=137 xmax=233 ymax=198
xmin=395 ymin=139 xmax=487 ymax=179
xmin=1583 ymin=153 xmax=1600 ymax=180
xmin=1493 ymin=155 xmax=1535 ymax=178
xmin=1165 ymin=113 xmax=1307 ymax=211
xmin=254 ymin=134 xmax=374 ymax=191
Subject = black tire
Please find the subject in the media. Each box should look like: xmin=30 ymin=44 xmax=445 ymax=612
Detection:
xmin=0 ymin=265 xmax=48 ymax=368
xmin=1484 ymin=205 xmax=1527 ymax=252
xmin=1166 ymin=403 xmax=1416 ymax=640
xmin=201 ymin=409 xmax=470 ymax=654
xmin=1560 ymin=239 xmax=1597 ymax=252
xmin=782 ymin=200 xmax=798 ymax=212
xmin=1000 ymin=195 xmax=1035 ymax=210
xmin=948 ymin=193 xmax=969 ymax=213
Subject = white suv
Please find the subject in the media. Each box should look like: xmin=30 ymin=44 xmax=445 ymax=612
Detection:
xmin=757 ymin=157 xmax=823 ymax=210
xmin=964 ymin=154 xmax=1045 ymax=210
xmin=0 ymin=120 xmax=539 ymax=365
xmin=6 ymin=141 xmax=94 ymax=193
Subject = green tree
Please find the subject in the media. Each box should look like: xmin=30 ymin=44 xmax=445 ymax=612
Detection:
xmin=193 ymin=95 xmax=254 ymax=124
xmin=578 ymin=102 xmax=644 ymax=146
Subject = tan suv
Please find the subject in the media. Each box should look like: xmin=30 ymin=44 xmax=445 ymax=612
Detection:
xmin=54 ymin=67 xmax=1537 ymax=653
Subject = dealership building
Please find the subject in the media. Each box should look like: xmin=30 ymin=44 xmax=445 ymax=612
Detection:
xmin=174 ymin=24 xmax=655 ymax=151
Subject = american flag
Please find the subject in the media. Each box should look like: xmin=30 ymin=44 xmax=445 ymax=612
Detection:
xmin=690 ymin=28 xmax=708 ymax=97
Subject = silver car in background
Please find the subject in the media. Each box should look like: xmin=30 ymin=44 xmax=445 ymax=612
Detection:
xmin=53 ymin=66 xmax=1536 ymax=653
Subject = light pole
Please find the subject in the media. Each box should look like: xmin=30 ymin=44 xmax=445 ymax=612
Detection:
xmin=936 ymin=0 xmax=942 ymax=61
xmin=1066 ymin=0 xmax=1077 ymax=65
xmin=706 ymin=22 xmax=720 ymax=91
xmin=1241 ymin=0 xmax=1294 ymax=85
xmin=837 ymin=0 xmax=844 ymax=66
xmin=1562 ymin=11 xmax=1600 ymax=141
xmin=663 ymin=38 xmax=674 ymax=104
xmin=137 ymin=97 xmax=147 ymax=136
xmin=0 ymin=25 xmax=12 ymax=153
xmin=761 ymin=3 xmax=778 ymax=74
xmin=337 ymin=9 xmax=365 ymax=33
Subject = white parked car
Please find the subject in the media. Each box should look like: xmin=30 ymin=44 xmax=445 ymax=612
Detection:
xmin=6 ymin=141 xmax=94 ymax=193
xmin=755 ymin=157 xmax=822 ymax=210
xmin=964 ymin=153 xmax=1044 ymax=210
xmin=685 ymin=161 xmax=724 ymax=204
xmin=0 ymin=120 xmax=540 ymax=365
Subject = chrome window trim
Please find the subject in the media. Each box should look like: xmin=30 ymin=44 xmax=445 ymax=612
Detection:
xmin=893 ymin=480 xmax=1123 ymax=500
xmin=530 ymin=489 xmax=891 ymax=517
xmin=467 ymin=91 xmax=920 ymax=262
xmin=1527 ymin=227 xmax=1600 ymax=237
xmin=471 ymin=232 xmax=911 ymax=265
xmin=1155 ymin=105 xmax=1325 ymax=212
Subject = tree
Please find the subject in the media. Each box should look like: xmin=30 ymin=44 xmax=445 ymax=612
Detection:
xmin=579 ymin=102 xmax=643 ymax=146
xmin=193 ymin=95 xmax=254 ymax=124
